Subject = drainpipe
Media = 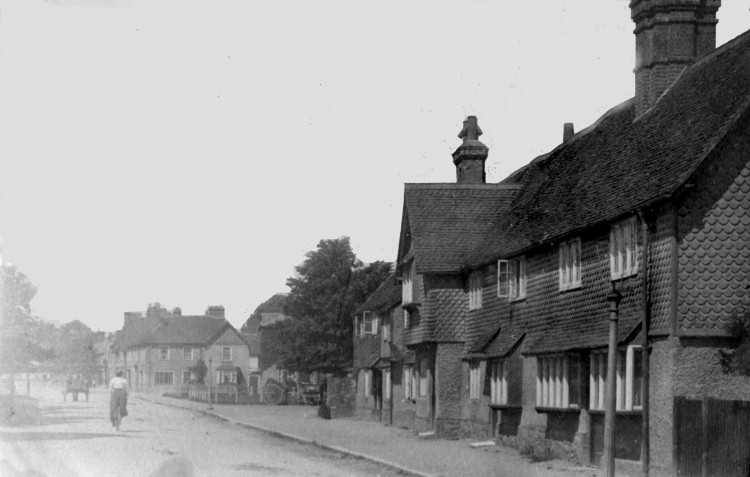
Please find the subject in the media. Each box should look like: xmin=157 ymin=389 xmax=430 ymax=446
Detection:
xmin=638 ymin=210 xmax=651 ymax=477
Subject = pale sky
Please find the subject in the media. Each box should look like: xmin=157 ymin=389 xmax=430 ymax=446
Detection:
xmin=1 ymin=0 xmax=748 ymax=332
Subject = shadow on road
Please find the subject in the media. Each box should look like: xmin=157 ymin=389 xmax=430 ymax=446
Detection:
xmin=0 ymin=431 xmax=130 ymax=442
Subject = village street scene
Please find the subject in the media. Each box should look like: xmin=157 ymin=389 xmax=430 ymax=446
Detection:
xmin=3 ymin=1 xmax=750 ymax=476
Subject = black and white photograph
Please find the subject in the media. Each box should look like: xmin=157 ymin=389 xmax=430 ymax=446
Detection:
xmin=2 ymin=1 xmax=750 ymax=476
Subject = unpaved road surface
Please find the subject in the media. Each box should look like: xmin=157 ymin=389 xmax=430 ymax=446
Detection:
xmin=0 ymin=385 xmax=407 ymax=477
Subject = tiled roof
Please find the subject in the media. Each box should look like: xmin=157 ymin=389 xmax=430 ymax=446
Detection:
xmin=401 ymin=183 xmax=522 ymax=274
xmin=467 ymin=29 xmax=750 ymax=266
xmin=114 ymin=316 xmax=164 ymax=350
xmin=426 ymin=288 xmax=467 ymax=342
xmin=141 ymin=316 xmax=230 ymax=346
xmin=355 ymin=274 xmax=401 ymax=314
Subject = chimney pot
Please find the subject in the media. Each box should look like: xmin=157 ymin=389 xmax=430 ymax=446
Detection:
xmin=563 ymin=123 xmax=575 ymax=142
xmin=452 ymin=116 xmax=489 ymax=184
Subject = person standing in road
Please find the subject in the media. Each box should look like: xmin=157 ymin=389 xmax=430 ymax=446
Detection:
xmin=108 ymin=371 xmax=128 ymax=428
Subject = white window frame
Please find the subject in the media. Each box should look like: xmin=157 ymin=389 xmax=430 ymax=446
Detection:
xmin=222 ymin=346 xmax=232 ymax=362
xmin=402 ymin=261 xmax=414 ymax=304
xmin=403 ymin=309 xmax=411 ymax=329
xmin=183 ymin=347 xmax=193 ymax=361
xmin=469 ymin=361 xmax=481 ymax=399
xmin=154 ymin=371 xmax=174 ymax=385
xmin=490 ymin=360 xmax=508 ymax=405
xmin=559 ymin=238 xmax=582 ymax=291
xmin=362 ymin=312 xmax=378 ymax=335
xmin=384 ymin=368 xmax=391 ymax=400
xmin=469 ymin=272 xmax=483 ymax=310
xmin=498 ymin=257 xmax=527 ymax=300
xmin=159 ymin=346 xmax=169 ymax=361
xmin=610 ymin=217 xmax=639 ymax=280
xmin=382 ymin=321 xmax=391 ymax=341
xmin=363 ymin=369 xmax=372 ymax=397
xmin=535 ymin=354 xmax=580 ymax=409
xmin=403 ymin=365 xmax=414 ymax=400
xmin=589 ymin=345 xmax=643 ymax=411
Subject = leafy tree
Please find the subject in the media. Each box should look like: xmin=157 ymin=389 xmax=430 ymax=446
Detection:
xmin=277 ymin=237 xmax=392 ymax=374
xmin=190 ymin=359 xmax=207 ymax=384
xmin=55 ymin=320 xmax=99 ymax=378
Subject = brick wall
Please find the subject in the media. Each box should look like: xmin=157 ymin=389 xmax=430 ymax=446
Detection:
xmin=649 ymin=337 xmax=676 ymax=475
xmin=435 ymin=343 xmax=464 ymax=438
xmin=325 ymin=373 xmax=356 ymax=419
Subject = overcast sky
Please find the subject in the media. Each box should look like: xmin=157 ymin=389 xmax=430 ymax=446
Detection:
xmin=1 ymin=0 xmax=748 ymax=332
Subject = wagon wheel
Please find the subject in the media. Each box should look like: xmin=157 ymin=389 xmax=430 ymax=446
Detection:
xmin=262 ymin=382 xmax=285 ymax=405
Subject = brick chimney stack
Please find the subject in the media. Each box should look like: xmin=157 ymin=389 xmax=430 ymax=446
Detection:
xmin=205 ymin=305 xmax=225 ymax=320
xmin=563 ymin=123 xmax=575 ymax=142
xmin=452 ymin=116 xmax=489 ymax=184
xmin=631 ymin=0 xmax=721 ymax=117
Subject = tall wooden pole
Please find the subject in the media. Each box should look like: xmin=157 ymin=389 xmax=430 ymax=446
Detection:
xmin=604 ymin=286 xmax=622 ymax=477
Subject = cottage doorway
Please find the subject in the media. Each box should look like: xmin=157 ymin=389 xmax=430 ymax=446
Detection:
xmin=372 ymin=368 xmax=382 ymax=418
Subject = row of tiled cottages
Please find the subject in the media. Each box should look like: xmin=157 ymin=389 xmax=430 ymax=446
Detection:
xmin=353 ymin=27 xmax=750 ymax=476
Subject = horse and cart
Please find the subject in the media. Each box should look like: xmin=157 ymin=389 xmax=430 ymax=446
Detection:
xmin=62 ymin=376 xmax=91 ymax=402
xmin=261 ymin=378 xmax=320 ymax=406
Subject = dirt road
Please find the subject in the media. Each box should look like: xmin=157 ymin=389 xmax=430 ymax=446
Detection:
xmin=0 ymin=385 xmax=407 ymax=477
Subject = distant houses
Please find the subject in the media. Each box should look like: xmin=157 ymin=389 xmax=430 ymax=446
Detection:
xmin=109 ymin=304 xmax=251 ymax=394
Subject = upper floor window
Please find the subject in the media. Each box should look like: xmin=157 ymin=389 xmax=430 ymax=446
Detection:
xmin=361 ymin=312 xmax=378 ymax=336
xmin=559 ymin=238 xmax=582 ymax=291
xmin=590 ymin=345 xmax=643 ymax=411
xmin=610 ymin=217 xmax=639 ymax=280
xmin=402 ymin=261 xmax=414 ymax=304
xmin=469 ymin=361 xmax=481 ymax=399
xmin=498 ymin=257 xmax=527 ymax=301
xmin=249 ymin=356 xmax=259 ymax=370
xmin=489 ymin=360 xmax=508 ymax=405
xmin=469 ymin=272 xmax=483 ymax=310
xmin=222 ymin=346 xmax=232 ymax=361
xmin=183 ymin=347 xmax=193 ymax=361
xmin=159 ymin=346 xmax=169 ymax=360
xmin=536 ymin=354 xmax=581 ymax=409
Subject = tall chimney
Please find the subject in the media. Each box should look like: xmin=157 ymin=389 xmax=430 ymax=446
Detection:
xmin=452 ymin=116 xmax=489 ymax=184
xmin=205 ymin=305 xmax=225 ymax=320
xmin=563 ymin=123 xmax=575 ymax=142
xmin=631 ymin=0 xmax=721 ymax=117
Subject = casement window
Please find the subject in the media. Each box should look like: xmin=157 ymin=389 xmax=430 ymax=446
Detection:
xmin=154 ymin=371 xmax=174 ymax=385
xmin=362 ymin=312 xmax=379 ymax=335
xmin=469 ymin=361 xmax=481 ymax=399
xmin=217 ymin=369 xmax=237 ymax=384
xmin=159 ymin=346 xmax=169 ymax=361
xmin=402 ymin=261 xmax=415 ymax=303
xmin=469 ymin=273 xmax=483 ymax=310
xmin=590 ymin=345 xmax=643 ymax=411
xmin=183 ymin=347 xmax=193 ymax=361
xmin=222 ymin=346 xmax=232 ymax=361
xmin=382 ymin=322 xmax=391 ymax=341
xmin=403 ymin=365 xmax=415 ymax=400
xmin=403 ymin=310 xmax=411 ymax=329
xmin=536 ymin=354 xmax=581 ymax=409
xmin=418 ymin=358 xmax=429 ymax=397
xmin=363 ymin=369 xmax=372 ymax=397
xmin=498 ymin=257 xmax=527 ymax=300
xmin=559 ymin=238 xmax=582 ymax=291
xmin=489 ymin=360 xmax=508 ymax=405
xmin=610 ymin=217 xmax=639 ymax=280
xmin=249 ymin=356 xmax=259 ymax=370
xmin=182 ymin=370 xmax=191 ymax=384
xmin=384 ymin=369 xmax=391 ymax=400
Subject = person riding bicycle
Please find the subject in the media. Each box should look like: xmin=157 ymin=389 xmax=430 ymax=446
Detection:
xmin=108 ymin=371 xmax=128 ymax=429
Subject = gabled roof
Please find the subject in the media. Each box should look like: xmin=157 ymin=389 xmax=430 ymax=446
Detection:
xmin=398 ymin=183 xmax=522 ymax=274
xmin=467 ymin=29 xmax=750 ymax=266
xmin=141 ymin=315 xmax=232 ymax=346
xmin=355 ymin=274 xmax=401 ymax=315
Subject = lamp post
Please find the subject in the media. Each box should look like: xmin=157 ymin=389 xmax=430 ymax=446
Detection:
xmin=604 ymin=285 xmax=622 ymax=477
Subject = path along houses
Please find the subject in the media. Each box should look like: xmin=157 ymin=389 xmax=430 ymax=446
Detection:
xmin=353 ymin=1 xmax=750 ymax=475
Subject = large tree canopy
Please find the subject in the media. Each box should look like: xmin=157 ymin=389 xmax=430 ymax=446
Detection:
xmin=0 ymin=264 xmax=39 ymax=375
xmin=276 ymin=237 xmax=391 ymax=374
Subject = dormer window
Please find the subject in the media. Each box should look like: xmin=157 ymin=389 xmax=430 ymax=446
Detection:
xmin=610 ymin=217 xmax=639 ymax=280
xmin=497 ymin=257 xmax=526 ymax=301
xmin=402 ymin=261 xmax=414 ymax=304
xmin=559 ymin=238 xmax=582 ymax=291
xmin=468 ymin=272 xmax=483 ymax=310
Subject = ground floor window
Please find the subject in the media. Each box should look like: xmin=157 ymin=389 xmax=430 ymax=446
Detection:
xmin=490 ymin=360 xmax=508 ymax=405
xmin=384 ymin=369 xmax=391 ymax=400
xmin=536 ymin=354 xmax=580 ymax=409
xmin=363 ymin=369 xmax=372 ymax=397
xmin=154 ymin=371 xmax=174 ymax=385
xmin=217 ymin=369 xmax=237 ymax=384
xmin=469 ymin=361 xmax=481 ymax=399
xmin=590 ymin=345 xmax=642 ymax=411
xmin=418 ymin=358 xmax=429 ymax=397
xmin=403 ymin=365 xmax=414 ymax=400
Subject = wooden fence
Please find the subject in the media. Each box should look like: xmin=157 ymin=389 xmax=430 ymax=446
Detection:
xmin=675 ymin=396 xmax=750 ymax=477
xmin=183 ymin=383 xmax=243 ymax=404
